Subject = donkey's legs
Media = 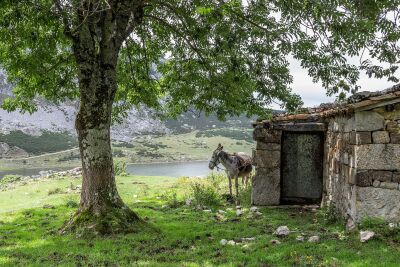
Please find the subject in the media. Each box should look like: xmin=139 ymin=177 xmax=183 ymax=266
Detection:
xmin=228 ymin=176 xmax=233 ymax=197
xmin=234 ymin=175 xmax=239 ymax=204
xmin=243 ymin=176 xmax=248 ymax=188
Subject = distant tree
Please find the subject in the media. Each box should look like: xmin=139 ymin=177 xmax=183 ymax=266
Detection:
xmin=0 ymin=0 xmax=399 ymax=234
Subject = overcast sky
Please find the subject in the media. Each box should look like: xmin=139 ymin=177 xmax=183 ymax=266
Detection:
xmin=283 ymin=57 xmax=397 ymax=109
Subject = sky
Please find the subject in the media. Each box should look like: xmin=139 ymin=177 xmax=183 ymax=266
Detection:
xmin=278 ymin=55 xmax=398 ymax=110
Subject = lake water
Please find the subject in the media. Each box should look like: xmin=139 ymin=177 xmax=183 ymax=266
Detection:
xmin=0 ymin=161 xmax=214 ymax=179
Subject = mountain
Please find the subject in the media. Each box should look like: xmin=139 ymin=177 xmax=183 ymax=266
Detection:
xmin=0 ymin=82 xmax=255 ymax=142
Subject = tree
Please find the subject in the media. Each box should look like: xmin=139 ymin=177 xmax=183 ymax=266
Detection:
xmin=0 ymin=0 xmax=399 ymax=234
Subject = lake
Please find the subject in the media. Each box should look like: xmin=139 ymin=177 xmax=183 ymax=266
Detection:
xmin=0 ymin=161 xmax=215 ymax=179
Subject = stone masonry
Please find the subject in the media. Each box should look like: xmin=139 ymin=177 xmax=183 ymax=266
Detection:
xmin=252 ymin=87 xmax=400 ymax=223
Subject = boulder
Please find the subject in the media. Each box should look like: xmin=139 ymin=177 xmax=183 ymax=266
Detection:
xmin=360 ymin=231 xmax=375 ymax=242
xmin=308 ymin=236 xmax=320 ymax=243
xmin=274 ymin=226 xmax=290 ymax=237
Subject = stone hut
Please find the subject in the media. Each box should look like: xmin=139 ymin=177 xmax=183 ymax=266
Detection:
xmin=252 ymin=85 xmax=400 ymax=223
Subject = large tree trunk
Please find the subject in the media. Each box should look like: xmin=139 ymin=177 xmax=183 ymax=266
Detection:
xmin=60 ymin=19 xmax=142 ymax=235
xmin=60 ymin=61 xmax=142 ymax=235
xmin=59 ymin=1 xmax=146 ymax=235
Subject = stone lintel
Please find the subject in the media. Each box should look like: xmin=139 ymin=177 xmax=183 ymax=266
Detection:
xmin=270 ymin=122 xmax=326 ymax=132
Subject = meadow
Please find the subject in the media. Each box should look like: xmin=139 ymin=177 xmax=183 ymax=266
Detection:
xmin=1 ymin=173 xmax=400 ymax=266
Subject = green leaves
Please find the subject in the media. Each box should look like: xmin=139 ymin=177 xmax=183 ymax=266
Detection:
xmin=0 ymin=0 xmax=399 ymax=118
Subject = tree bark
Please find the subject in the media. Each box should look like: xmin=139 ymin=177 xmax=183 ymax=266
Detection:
xmin=60 ymin=5 xmax=144 ymax=234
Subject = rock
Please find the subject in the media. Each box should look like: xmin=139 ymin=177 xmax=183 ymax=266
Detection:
xmin=227 ymin=240 xmax=236 ymax=246
xmin=226 ymin=208 xmax=233 ymax=211
xmin=296 ymin=236 xmax=304 ymax=242
xmin=356 ymin=187 xmax=400 ymax=221
xmin=372 ymin=180 xmax=381 ymax=188
xmin=372 ymin=131 xmax=390 ymax=144
xmin=360 ymin=230 xmax=375 ymax=242
xmin=252 ymin=169 xmax=280 ymax=205
xmin=349 ymin=132 xmax=372 ymax=145
xmin=254 ymin=211 xmax=263 ymax=216
xmin=133 ymin=195 xmax=138 ymax=198
xmin=236 ymin=210 xmax=244 ymax=216
xmin=218 ymin=210 xmax=226 ymax=214
xmin=355 ymin=144 xmax=400 ymax=170
xmin=185 ymin=198 xmax=193 ymax=206
xmin=220 ymin=239 xmax=228 ymax=245
xmin=380 ymin=182 xmax=399 ymax=190
xmin=43 ymin=204 xmax=55 ymax=209
xmin=236 ymin=205 xmax=242 ymax=209
xmin=250 ymin=206 xmax=259 ymax=212
xmin=203 ymin=209 xmax=212 ymax=213
xmin=308 ymin=236 xmax=320 ymax=243
xmin=270 ymin=239 xmax=281 ymax=245
xmin=274 ymin=226 xmax=290 ymax=237
xmin=354 ymin=111 xmax=385 ymax=131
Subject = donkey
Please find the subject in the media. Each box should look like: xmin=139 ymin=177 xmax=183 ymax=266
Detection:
xmin=208 ymin=144 xmax=253 ymax=203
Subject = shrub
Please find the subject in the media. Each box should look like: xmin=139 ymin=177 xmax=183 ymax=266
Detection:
xmin=190 ymin=181 xmax=222 ymax=208
xmin=161 ymin=190 xmax=184 ymax=208
xmin=65 ymin=199 xmax=79 ymax=208
xmin=114 ymin=161 xmax=128 ymax=176
xmin=322 ymin=205 xmax=343 ymax=224
xmin=0 ymin=175 xmax=22 ymax=186
xmin=48 ymin=188 xmax=64 ymax=195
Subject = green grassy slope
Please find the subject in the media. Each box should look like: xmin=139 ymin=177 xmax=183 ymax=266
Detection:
xmin=1 ymin=128 xmax=254 ymax=170
xmin=1 ymin=175 xmax=400 ymax=266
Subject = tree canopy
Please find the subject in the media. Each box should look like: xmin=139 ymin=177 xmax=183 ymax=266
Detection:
xmin=1 ymin=0 xmax=398 ymax=119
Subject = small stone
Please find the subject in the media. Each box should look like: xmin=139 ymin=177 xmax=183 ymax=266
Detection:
xmin=308 ymin=236 xmax=320 ymax=243
xmin=250 ymin=206 xmax=258 ymax=213
xmin=296 ymin=235 xmax=304 ymax=242
xmin=133 ymin=195 xmax=138 ymax=198
xmin=360 ymin=230 xmax=375 ymax=242
xmin=227 ymin=240 xmax=236 ymax=246
xmin=389 ymin=223 xmax=396 ymax=228
xmin=236 ymin=205 xmax=241 ymax=209
xmin=226 ymin=208 xmax=233 ymax=211
xmin=270 ymin=239 xmax=281 ymax=245
xmin=220 ymin=239 xmax=228 ymax=245
xmin=203 ymin=209 xmax=212 ymax=213
xmin=372 ymin=180 xmax=381 ymax=188
xmin=236 ymin=210 xmax=244 ymax=216
xmin=218 ymin=210 xmax=226 ymax=214
xmin=185 ymin=198 xmax=193 ymax=206
xmin=274 ymin=226 xmax=290 ymax=237
xmin=254 ymin=211 xmax=263 ymax=216
xmin=43 ymin=204 xmax=55 ymax=209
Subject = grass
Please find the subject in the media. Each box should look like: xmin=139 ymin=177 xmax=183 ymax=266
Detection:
xmin=1 ymin=174 xmax=400 ymax=266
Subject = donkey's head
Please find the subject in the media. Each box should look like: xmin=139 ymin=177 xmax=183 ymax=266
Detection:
xmin=208 ymin=143 xmax=224 ymax=170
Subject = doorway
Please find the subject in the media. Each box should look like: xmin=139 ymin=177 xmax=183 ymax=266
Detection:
xmin=281 ymin=132 xmax=324 ymax=204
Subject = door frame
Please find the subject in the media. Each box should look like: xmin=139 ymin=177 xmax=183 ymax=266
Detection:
xmin=280 ymin=130 xmax=326 ymax=205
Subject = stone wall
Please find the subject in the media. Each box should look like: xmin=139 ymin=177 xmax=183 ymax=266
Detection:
xmin=322 ymin=104 xmax=400 ymax=222
xmin=253 ymin=102 xmax=400 ymax=222
xmin=252 ymin=127 xmax=282 ymax=205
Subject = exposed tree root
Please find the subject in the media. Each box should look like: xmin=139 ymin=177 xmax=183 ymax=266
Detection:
xmin=59 ymin=204 xmax=145 ymax=237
